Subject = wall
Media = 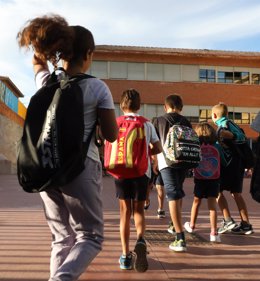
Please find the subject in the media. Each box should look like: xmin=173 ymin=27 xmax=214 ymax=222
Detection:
xmin=0 ymin=104 xmax=23 ymax=174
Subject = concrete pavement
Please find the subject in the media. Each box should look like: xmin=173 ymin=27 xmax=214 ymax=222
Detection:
xmin=0 ymin=174 xmax=260 ymax=281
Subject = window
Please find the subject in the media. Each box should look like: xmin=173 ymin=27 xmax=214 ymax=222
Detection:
xmin=252 ymin=74 xmax=260 ymax=84
xmin=110 ymin=62 xmax=127 ymax=79
xmin=241 ymin=72 xmax=249 ymax=84
xmin=199 ymin=109 xmax=212 ymax=122
xmin=145 ymin=104 xmax=157 ymax=120
xmin=241 ymin=112 xmax=250 ymax=124
xmin=234 ymin=72 xmax=249 ymax=84
xmin=218 ymin=71 xmax=233 ymax=83
xmin=164 ymin=64 xmax=181 ymax=81
xmin=128 ymin=63 xmax=145 ymax=80
xmin=147 ymin=63 xmax=163 ymax=81
xmin=90 ymin=61 xmax=107 ymax=79
xmin=0 ymin=81 xmax=6 ymax=102
xmin=228 ymin=112 xmax=250 ymax=124
xmin=182 ymin=65 xmax=198 ymax=81
xmin=199 ymin=69 xmax=216 ymax=82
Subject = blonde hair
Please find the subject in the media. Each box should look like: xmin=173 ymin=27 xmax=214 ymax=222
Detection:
xmin=212 ymin=102 xmax=228 ymax=119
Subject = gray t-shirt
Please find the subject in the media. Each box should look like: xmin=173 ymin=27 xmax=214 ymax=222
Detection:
xmin=35 ymin=70 xmax=115 ymax=162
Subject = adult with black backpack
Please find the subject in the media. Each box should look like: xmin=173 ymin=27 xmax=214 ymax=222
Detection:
xmin=17 ymin=14 xmax=118 ymax=281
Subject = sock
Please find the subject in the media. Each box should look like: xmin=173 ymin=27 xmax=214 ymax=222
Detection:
xmin=137 ymin=236 xmax=146 ymax=243
xmin=176 ymin=232 xmax=185 ymax=241
xmin=225 ymin=217 xmax=232 ymax=222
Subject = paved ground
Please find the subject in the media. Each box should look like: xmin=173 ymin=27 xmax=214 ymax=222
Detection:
xmin=0 ymin=174 xmax=260 ymax=281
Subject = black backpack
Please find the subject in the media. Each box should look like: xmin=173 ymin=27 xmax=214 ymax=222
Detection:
xmin=250 ymin=138 xmax=260 ymax=203
xmin=226 ymin=120 xmax=255 ymax=169
xmin=17 ymin=69 xmax=94 ymax=193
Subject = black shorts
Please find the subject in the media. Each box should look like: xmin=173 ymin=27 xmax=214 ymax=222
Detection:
xmin=115 ymin=175 xmax=149 ymax=201
xmin=220 ymin=154 xmax=244 ymax=193
xmin=194 ymin=179 xmax=220 ymax=199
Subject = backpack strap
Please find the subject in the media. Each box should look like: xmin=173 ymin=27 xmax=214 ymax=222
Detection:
xmin=46 ymin=68 xmax=95 ymax=86
xmin=226 ymin=120 xmax=247 ymax=142
xmin=117 ymin=115 xmax=148 ymax=124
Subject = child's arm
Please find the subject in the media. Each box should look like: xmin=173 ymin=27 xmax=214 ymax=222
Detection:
xmin=32 ymin=54 xmax=48 ymax=75
xmin=149 ymin=141 xmax=162 ymax=155
xmin=151 ymin=154 xmax=159 ymax=175
xmin=218 ymin=128 xmax=235 ymax=140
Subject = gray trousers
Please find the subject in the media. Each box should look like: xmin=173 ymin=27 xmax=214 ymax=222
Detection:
xmin=40 ymin=157 xmax=104 ymax=281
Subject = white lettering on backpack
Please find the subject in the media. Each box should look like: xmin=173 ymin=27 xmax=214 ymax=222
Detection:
xmin=41 ymin=104 xmax=59 ymax=169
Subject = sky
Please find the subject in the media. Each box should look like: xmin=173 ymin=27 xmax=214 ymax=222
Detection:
xmin=1 ymin=0 xmax=260 ymax=106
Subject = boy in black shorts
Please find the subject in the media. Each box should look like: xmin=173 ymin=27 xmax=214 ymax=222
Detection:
xmin=114 ymin=89 xmax=162 ymax=272
xmin=212 ymin=103 xmax=253 ymax=235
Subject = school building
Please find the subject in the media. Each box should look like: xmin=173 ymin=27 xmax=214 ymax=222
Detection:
xmin=0 ymin=76 xmax=25 ymax=173
xmin=89 ymin=45 xmax=260 ymax=142
xmin=1 ymin=45 xmax=260 ymax=173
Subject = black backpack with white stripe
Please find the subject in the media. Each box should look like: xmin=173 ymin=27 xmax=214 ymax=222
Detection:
xmin=17 ymin=69 xmax=94 ymax=192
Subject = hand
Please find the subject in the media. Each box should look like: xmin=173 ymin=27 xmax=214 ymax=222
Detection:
xmin=32 ymin=53 xmax=47 ymax=66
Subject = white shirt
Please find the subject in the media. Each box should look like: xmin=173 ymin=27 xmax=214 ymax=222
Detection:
xmin=35 ymin=69 xmax=115 ymax=162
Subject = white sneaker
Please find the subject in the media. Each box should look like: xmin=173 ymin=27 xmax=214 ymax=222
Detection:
xmin=210 ymin=234 xmax=221 ymax=243
xmin=184 ymin=222 xmax=194 ymax=233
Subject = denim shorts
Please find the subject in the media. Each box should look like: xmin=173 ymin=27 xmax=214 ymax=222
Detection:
xmin=154 ymin=172 xmax=164 ymax=186
xmin=160 ymin=167 xmax=186 ymax=201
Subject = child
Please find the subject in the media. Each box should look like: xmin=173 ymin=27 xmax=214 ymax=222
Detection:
xmin=114 ymin=89 xmax=162 ymax=271
xmin=152 ymin=94 xmax=191 ymax=252
xmin=17 ymin=15 xmax=118 ymax=281
xmin=184 ymin=122 xmax=225 ymax=242
xmin=211 ymin=103 xmax=253 ymax=235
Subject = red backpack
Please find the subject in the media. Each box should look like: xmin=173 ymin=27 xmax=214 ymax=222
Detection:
xmin=194 ymin=144 xmax=220 ymax=180
xmin=104 ymin=115 xmax=148 ymax=179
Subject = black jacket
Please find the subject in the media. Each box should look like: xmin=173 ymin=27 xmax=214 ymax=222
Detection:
xmin=250 ymin=137 xmax=260 ymax=203
xmin=152 ymin=112 xmax=192 ymax=145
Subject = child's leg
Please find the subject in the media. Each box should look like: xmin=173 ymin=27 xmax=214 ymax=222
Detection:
xmin=207 ymin=197 xmax=218 ymax=234
xmin=133 ymin=200 xmax=146 ymax=239
xmin=169 ymin=199 xmax=182 ymax=233
xmin=232 ymin=192 xmax=249 ymax=223
xmin=119 ymin=199 xmax=132 ymax=255
xmin=156 ymin=184 xmax=165 ymax=210
xmin=217 ymin=191 xmax=232 ymax=220
xmin=144 ymin=181 xmax=152 ymax=209
xmin=190 ymin=196 xmax=201 ymax=228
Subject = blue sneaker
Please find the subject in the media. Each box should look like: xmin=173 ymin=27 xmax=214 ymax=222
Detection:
xmin=119 ymin=253 xmax=133 ymax=270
